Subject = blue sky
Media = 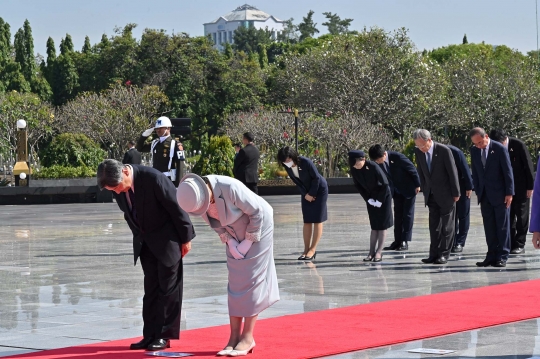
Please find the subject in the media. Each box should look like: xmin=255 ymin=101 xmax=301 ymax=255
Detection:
xmin=2 ymin=0 xmax=539 ymax=56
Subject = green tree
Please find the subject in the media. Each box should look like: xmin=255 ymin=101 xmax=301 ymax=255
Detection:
xmin=59 ymin=33 xmax=74 ymax=55
xmin=258 ymin=43 xmax=268 ymax=68
xmin=298 ymin=10 xmax=319 ymax=41
xmin=12 ymin=20 xmax=51 ymax=99
xmin=277 ymin=18 xmax=299 ymax=43
xmin=13 ymin=20 xmax=35 ymax=82
xmin=192 ymin=136 xmax=235 ymax=176
xmin=41 ymin=133 xmax=106 ymax=168
xmin=82 ymin=36 xmax=91 ymax=54
xmin=462 ymin=33 xmax=468 ymax=44
xmin=232 ymin=26 xmax=273 ymax=54
xmin=0 ymin=18 xmax=10 ymax=61
xmin=322 ymin=12 xmax=353 ymax=35
xmin=52 ymin=52 xmax=79 ymax=105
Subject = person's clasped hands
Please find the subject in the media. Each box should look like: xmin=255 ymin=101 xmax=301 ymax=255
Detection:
xmin=368 ymin=198 xmax=382 ymax=208
xmin=219 ymin=232 xmax=253 ymax=260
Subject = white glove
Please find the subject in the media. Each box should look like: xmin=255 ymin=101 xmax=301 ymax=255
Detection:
xmin=142 ymin=128 xmax=154 ymax=137
xmin=374 ymin=200 xmax=382 ymax=208
xmin=368 ymin=198 xmax=376 ymax=206
xmin=237 ymin=239 xmax=253 ymax=257
xmin=227 ymin=238 xmax=244 ymax=260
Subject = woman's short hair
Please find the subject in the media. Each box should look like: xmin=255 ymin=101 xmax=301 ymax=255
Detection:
xmin=97 ymin=159 xmax=124 ymax=190
xmin=277 ymin=146 xmax=299 ymax=165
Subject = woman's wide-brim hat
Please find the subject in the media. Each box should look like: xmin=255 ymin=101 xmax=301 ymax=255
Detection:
xmin=177 ymin=173 xmax=210 ymax=216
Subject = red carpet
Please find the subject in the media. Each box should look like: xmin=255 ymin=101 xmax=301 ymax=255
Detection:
xmin=8 ymin=279 xmax=540 ymax=359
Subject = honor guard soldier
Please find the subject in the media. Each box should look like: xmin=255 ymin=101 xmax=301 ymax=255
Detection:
xmin=137 ymin=116 xmax=183 ymax=186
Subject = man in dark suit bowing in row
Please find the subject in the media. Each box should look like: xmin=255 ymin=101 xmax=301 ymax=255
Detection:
xmin=368 ymin=144 xmax=421 ymax=252
xmin=97 ymin=159 xmax=195 ymax=351
xmin=233 ymin=132 xmax=260 ymax=194
xmin=489 ymin=129 xmax=534 ymax=255
xmin=413 ymin=129 xmax=460 ymax=265
xmin=470 ymin=128 xmax=514 ymax=267
xmin=447 ymin=145 xmax=474 ymax=253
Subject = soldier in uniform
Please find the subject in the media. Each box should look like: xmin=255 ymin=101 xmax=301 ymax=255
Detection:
xmin=137 ymin=116 xmax=183 ymax=186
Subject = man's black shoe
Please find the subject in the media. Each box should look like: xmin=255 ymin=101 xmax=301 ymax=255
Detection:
xmin=451 ymin=244 xmax=463 ymax=253
xmin=476 ymin=260 xmax=492 ymax=267
xmin=130 ymin=337 xmax=154 ymax=350
xmin=396 ymin=241 xmax=408 ymax=251
xmin=434 ymin=257 xmax=448 ymax=264
xmin=147 ymin=339 xmax=170 ymax=351
xmin=510 ymin=247 xmax=525 ymax=254
xmin=492 ymin=260 xmax=507 ymax=267
xmin=383 ymin=242 xmax=399 ymax=251
xmin=421 ymin=257 xmax=436 ymax=264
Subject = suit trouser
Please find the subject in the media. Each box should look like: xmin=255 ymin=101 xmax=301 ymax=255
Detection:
xmin=480 ymin=196 xmax=511 ymax=262
xmin=393 ymin=192 xmax=415 ymax=243
xmin=427 ymin=194 xmax=456 ymax=259
xmin=244 ymin=182 xmax=258 ymax=195
xmin=139 ymin=243 xmax=183 ymax=340
xmin=510 ymin=196 xmax=530 ymax=249
xmin=453 ymin=194 xmax=470 ymax=247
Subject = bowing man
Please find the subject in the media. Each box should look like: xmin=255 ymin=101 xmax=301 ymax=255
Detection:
xmin=413 ymin=129 xmax=460 ymax=265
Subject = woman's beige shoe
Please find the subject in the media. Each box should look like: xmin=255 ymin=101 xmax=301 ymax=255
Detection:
xmin=228 ymin=340 xmax=256 ymax=357
xmin=217 ymin=347 xmax=234 ymax=356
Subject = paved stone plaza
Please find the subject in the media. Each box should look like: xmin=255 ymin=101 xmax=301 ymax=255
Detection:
xmin=1 ymin=194 xmax=540 ymax=358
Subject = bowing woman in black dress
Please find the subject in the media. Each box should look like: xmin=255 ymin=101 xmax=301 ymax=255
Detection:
xmin=278 ymin=146 xmax=328 ymax=261
xmin=349 ymin=150 xmax=393 ymax=262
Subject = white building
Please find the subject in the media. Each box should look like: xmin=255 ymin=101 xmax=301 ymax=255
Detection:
xmin=204 ymin=4 xmax=286 ymax=51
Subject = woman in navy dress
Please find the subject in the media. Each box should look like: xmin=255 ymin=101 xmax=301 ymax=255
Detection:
xmin=349 ymin=150 xmax=393 ymax=262
xmin=277 ymin=146 xmax=328 ymax=260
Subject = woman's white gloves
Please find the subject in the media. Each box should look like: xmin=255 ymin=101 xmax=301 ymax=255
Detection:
xmin=219 ymin=232 xmax=254 ymax=259
xmin=142 ymin=128 xmax=154 ymax=137
xmin=237 ymin=239 xmax=253 ymax=257
xmin=368 ymin=198 xmax=382 ymax=208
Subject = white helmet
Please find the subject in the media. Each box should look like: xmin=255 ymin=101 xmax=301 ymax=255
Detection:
xmin=155 ymin=116 xmax=172 ymax=128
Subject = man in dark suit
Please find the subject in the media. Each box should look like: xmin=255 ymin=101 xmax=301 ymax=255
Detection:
xmin=122 ymin=140 xmax=142 ymax=165
xmin=447 ymin=145 xmax=473 ymax=253
xmin=470 ymin=127 xmax=514 ymax=267
xmin=489 ymin=129 xmax=534 ymax=254
xmin=413 ymin=129 xmax=460 ymax=264
xmin=97 ymin=159 xmax=195 ymax=351
xmin=368 ymin=144 xmax=421 ymax=251
xmin=233 ymin=132 xmax=260 ymax=194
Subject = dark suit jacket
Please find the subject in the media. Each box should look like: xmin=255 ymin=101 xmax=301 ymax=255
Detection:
xmin=507 ymin=137 xmax=534 ymax=199
xmin=351 ymin=160 xmax=390 ymax=203
xmin=233 ymin=143 xmax=260 ymax=183
xmin=447 ymin=145 xmax=473 ymax=195
xmin=415 ymin=142 xmax=460 ymax=208
xmin=113 ymin=165 xmax=195 ymax=267
xmin=122 ymin=148 xmax=142 ymax=165
xmin=470 ymin=140 xmax=514 ymax=205
xmin=285 ymin=156 xmax=328 ymax=197
xmin=385 ymin=151 xmax=421 ymax=198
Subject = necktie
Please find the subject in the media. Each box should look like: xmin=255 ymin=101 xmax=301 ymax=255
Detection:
xmin=426 ymin=152 xmax=432 ymax=173
xmin=382 ymin=162 xmax=392 ymax=181
xmin=481 ymin=148 xmax=487 ymax=167
xmin=127 ymin=189 xmax=138 ymax=223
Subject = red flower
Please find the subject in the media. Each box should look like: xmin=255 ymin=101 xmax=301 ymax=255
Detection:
xmin=343 ymin=129 xmax=347 ymax=135
xmin=125 ymin=80 xmax=132 ymax=86
xmin=314 ymin=149 xmax=319 ymax=155
xmin=283 ymin=132 xmax=289 ymax=139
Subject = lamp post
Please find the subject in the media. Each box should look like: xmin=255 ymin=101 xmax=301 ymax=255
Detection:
xmin=13 ymin=119 xmax=31 ymax=186
xmin=278 ymin=108 xmax=315 ymax=151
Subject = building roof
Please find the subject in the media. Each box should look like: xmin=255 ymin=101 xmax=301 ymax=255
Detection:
xmin=206 ymin=4 xmax=283 ymax=24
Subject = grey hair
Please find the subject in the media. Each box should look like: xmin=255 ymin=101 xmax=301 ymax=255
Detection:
xmin=469 ymin=127 xmax=486 ymax=138
xmin=412 ymin=129 xmax=432 ymax=141
xmin=97 ymin=159 xmax=124 ymax=190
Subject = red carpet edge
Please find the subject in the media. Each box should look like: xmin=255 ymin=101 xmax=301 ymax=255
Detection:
xmin=7 ymin=278 xmax=540 ymax=359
